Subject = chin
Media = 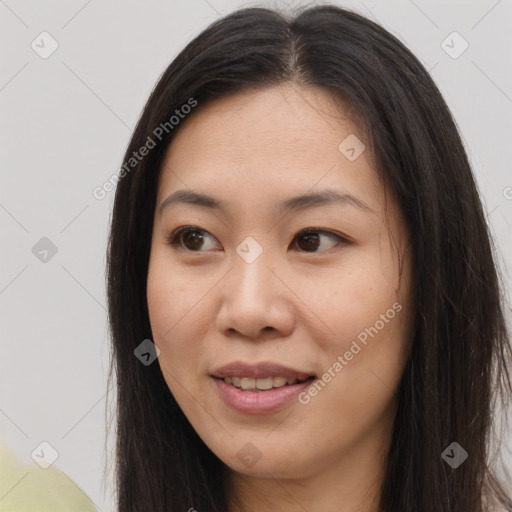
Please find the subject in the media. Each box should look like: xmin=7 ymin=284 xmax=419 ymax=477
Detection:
xmin=217 ymin=444 xmax=315 ymax=480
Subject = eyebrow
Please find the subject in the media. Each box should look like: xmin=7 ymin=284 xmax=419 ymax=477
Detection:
xmin=159 ymin=188 xmax=375 ymax=215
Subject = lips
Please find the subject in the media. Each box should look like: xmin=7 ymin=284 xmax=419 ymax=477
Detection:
xmin=210 ymin=361 xmax=317 ymax=413
xmin=212 ymin=376 xmax=315 ymax=414
xmin=211 ymin=361 xmax=315 ymax=381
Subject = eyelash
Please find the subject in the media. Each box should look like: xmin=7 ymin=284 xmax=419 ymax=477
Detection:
xmin=165 ymin=225 xmax=349 ymax=253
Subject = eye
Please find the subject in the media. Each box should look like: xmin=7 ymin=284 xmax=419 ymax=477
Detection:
xmin=166 ymin=226 xmax=348 ymax=253
xmin=292 ymin=228 xmax=347 ymax=253
xmin=166 ymin=225 xmax=220 ymax=252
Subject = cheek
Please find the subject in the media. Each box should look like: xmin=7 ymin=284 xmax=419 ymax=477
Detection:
xmin=297 ymin=301 xmax=409 ymax=460
xmin=147 ymin=262 xmax=213 ymax=420
xmin=147 ymin=250 xmax=209 ymax=335
xmin=299 ymin=244 xmax=411 ymax=411
xmin=299 ymin=249 xmax=405 ymax=352
xmin=146 ymin=256 xmax=210 ymax=375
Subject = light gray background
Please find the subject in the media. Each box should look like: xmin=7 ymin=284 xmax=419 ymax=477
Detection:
xmin=1 ymin=0 xmax=511 ymax=510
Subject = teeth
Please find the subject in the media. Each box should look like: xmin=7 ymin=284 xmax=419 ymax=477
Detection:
xmin=240 ymin=378 xmax=255 ymax=390
xmin=273 ymin=377 xmax=287 ymax=387
xmin=255 ymin=377 xmax=273 ymax=390
xmin=223 ymin=376 xmax=306 ymax=391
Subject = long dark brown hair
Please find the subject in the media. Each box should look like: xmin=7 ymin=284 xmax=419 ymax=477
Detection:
xmin=105 ymin=4 xmax=512 ymax=511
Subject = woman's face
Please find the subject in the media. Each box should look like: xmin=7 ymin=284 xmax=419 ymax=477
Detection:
xmin=147 ymin=83 xmax=414 ymax=481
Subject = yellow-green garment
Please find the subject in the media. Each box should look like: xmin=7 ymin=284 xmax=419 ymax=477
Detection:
xmin=0 ymin=440 xmax=98 ymax=512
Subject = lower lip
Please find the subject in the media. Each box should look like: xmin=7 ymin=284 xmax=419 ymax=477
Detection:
xmin=212 ymin=377 xmax=314 ymax=414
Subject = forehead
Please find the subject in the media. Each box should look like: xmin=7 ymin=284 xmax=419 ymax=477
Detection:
xmin=156 ymin=83 xmax=381 ymax=214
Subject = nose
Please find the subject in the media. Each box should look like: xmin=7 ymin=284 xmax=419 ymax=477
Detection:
xmin=215 ymin=251 xmax=296 ymax=341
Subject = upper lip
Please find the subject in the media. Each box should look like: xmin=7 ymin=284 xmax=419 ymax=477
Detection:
xmin=211 ymin=361 xmax=315 ymax=380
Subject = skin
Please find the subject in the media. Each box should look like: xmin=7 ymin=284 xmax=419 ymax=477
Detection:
xmin=146 ymin=83 xmax=415 ymax=512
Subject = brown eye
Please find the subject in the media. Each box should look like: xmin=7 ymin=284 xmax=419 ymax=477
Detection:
xmin=182 ymin=230 xmax=206 ymax=250
xmin=294 ymin=229 xmax=345 ymax=253
xmin=167 ymin=226 xmax=219 ymax=252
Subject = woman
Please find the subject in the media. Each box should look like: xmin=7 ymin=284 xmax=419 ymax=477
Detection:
xmin=106 ymin=4 xmax=512 ymax=511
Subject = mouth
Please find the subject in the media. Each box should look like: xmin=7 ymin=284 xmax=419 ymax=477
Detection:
xmin=216 ymin=375 xmax=315 ymax=392
xmin=210 ymin=361 xmax=316 ymax=413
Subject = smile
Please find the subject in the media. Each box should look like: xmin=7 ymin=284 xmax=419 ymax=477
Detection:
xmin=222 ymin=376 xmax=312 ymax=391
